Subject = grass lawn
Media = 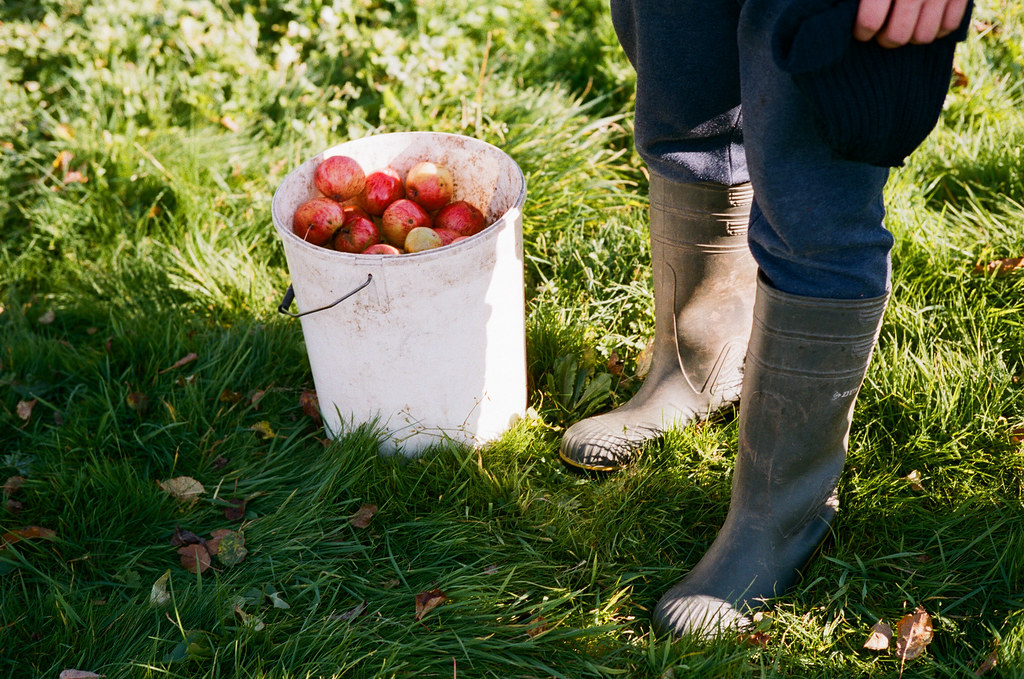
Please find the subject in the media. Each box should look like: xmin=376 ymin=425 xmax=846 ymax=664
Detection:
xmin=2 ymin=0 xmax=1023 ymax=676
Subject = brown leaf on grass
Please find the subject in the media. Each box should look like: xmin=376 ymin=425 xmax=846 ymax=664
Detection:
xmin=59 ymin=671 xmax=106 ymax=679
xmin=300 ymin=390 xmax=322 ymax=426
xmin=63 ymin=169 xmax=88 ymax=184
xmin=6 ymin=499 xmax=24 ymax=513
xmin=329 ymin=600 xmax=368 ymax=622
xmin=159 ymin=352 xmax=198 ymax=374
xmin=952 ymin=65 xmax=969 ymax=88
xmin=414 ymin=588 xmax=446 ymax=621
xmin=220 ymin=115 xmax=241 ymax=132
xmin=1 ymin=525 xmax=57 ymax=549
xmin=2 ymin=476 xmax=23 ymax=496
xmin=212 ymin=456 xmax=230 ymax=470
xmin=525 ymin=615 xmax=549 ymax=639
xmin=904 ymin=470 xmax=925 ymax=492
xmin=220 ymin=389 xmax=243 ymax=403
xmin=126 ymin=391 xmax=149 ymax=413
xmin=169 ymin=527 xmax=206 ymax=548
xmin=251 ymin=421 xmax=276 ymax=439
xmin=606 ymin=352 xmax=624 ymax=377
xmin=206 ymin=528 xmax=235 ymax=556
xmin=864 ymin=619 xmax=893 ymax=651
xmin=224 ymin=498 xmax=246 ymax=522
xmin=249 ymin=389 xmax=266 ymax=408
xmin=896 ymin=606 xmax=933 ymax=673
xmin=740 ymin=631 xmax=770 ymax=647
xmin=636 ymin=339 xmax=654 ymax=379
xmin=349 ymin=503 xmax=378 ymax=529
xmin=1010 ymin=427 xmax=1024 ymax=444
xmin=177 ymin=543 xmax=212 ymax=574
xmin=975 ymin=649 xmax=998 ymax=676
xmin=159 ymin=476 xmax=205 ymax=502
xmin=16 ymin=399 xmax=36 ymax=422
xmin=53 ymin=150 xmax=74 ymax=171
xmin=38 ymin=309 xmax=56 ymax=324
xmin=974 ymin=256 xmax=1024 ymax=276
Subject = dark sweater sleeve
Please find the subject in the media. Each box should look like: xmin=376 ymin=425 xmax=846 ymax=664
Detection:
xmin=771 ymin=0 xmax=974 ymax=167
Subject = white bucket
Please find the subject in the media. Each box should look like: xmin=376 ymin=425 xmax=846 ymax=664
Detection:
xmin=271 ymin=132 xmax=528 ymax=456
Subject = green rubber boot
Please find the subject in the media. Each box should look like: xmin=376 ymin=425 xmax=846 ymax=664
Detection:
xmin=559 ymin=175 xmax=757 ymax=473
xmin=652 ymin=274 xmax=888 ymax=638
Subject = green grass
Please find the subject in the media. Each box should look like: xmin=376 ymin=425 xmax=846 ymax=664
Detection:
xmin=2 ymin=0 xmax=1023 ymax=677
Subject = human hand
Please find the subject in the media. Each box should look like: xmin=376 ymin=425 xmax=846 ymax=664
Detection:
xmin=854 ymin=0 xmax=971 ymax=47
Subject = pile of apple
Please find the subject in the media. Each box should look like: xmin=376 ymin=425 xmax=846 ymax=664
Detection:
xmin=292 ymin=154 xmax=488 ymax=255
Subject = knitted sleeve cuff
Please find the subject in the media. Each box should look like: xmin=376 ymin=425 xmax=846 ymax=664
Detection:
xmin=772 ymin=0 xmax=974 ymax=167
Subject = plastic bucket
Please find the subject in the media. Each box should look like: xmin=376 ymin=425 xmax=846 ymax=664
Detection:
xmin=271 ymin=132 xmax=528 ymax=456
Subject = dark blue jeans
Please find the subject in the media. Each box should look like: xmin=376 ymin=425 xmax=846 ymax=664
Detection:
xmin=611 ymin=0 xmax=893 ymax=299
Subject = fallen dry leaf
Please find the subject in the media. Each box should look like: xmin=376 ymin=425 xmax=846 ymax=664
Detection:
xmin=215 ymin=530 xmax=247 ymax=567
xmin=160 ymin=352 xmax=198 ymax=374
xmin=224 ymin=498 xmax=246 ymax=522
xmin=159 ymin=476 xmax=205 ymax=502
xmin=220 ymin=389 xmax=243 ymax=403
xmin=53 ymin=150 xmax=73 ymax=170
xmin=169 ymin=527 xmax=206 ymax=548
xmin=38 ymin=309 xmax=56 ymax=325
xmin=607 ymin=352 xmax=624 ymax=377
xmin=414 ymin=589 xmax=446 ymax=621
xmin=904 ymin=470 xmax=925 ymax=492
xmin=16 ymin=399 xmax=36 ymax=422
xmin=349 ymin=503 xmax=378 ymax=529
xmin=329 ymin=600 xmax=368 ymax=622
xmin=1 ymin=525 xmax=57 ymax=549
xmin=952 ymin=64 xmax=969 ymax=88
xmin=864 ymin=619 xmax=893 ymax=651
xmin=149 ymin=570 xmax=172 ymax=607
xmin=1010 ymin=427 xmax=1024 ymax=445
xmin=300 ymin=390 xmax=322 ymax=426
xmin=251 ymin=421 xmax=276 ymax=439
xmin=740 ymin=630 xmax=770 ymax=647
xmin=126 ymin=391 xmax=149 ymax=413
xmin=63 ymin=169 xmax=88 ymax=184
xmin=3 ymin=476 xmax=24 ymax=496
xmin=525 ymin=615 xmax=549 ymax=639
xmin=974 ymin=256 xmax=1024 ymax=276
xmin=220 ymin=115 xmax=241 ymax=132
xmin=178 ymin=543 xmax=212 ymax=574
xmin=896 ymin=605 xmax=933 ymax=675
xmin=6 ymin=499 xmax=24 ymax=513
xmin=206 ymin=528 xmax=234 ymax=556
xmin=249 ymin=389 xmax=266 ymax=408
xmin=975 ymin=649 xmax=998 ymax=676
xmin=59 ymin=670 xmax=105 ymax=679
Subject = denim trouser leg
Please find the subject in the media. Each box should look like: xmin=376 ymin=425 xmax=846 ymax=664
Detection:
xmin=610 ymin=0 xmax=894 ymax=299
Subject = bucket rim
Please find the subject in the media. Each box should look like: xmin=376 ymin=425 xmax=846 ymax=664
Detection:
xmin=271 ymin=131 xmax=526 ymax=264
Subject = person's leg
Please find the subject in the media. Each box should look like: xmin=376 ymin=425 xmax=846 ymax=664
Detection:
xmin=652 ymin=0 xmax=893 ymax=637
xmin=559 ymin=0 xmax=758 ymax=473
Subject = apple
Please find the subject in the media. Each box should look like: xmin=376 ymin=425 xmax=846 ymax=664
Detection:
xmin=333 ymin=212 xmax=381 ymax=254
xmin=362 ymin=243 xmax=401 ymax=255
xmin=293 ymin=197 xmax=346 ymax=246
xmin=381 ymin=198 xmax=431 ymax=248
xmin=314 ymin=155 xmax=365 ymax=202
xmin=405 ymin=161 xmax=453 ymax=211
xmin=433 ymin=200 xmax=486 ymax=238
xmin=433 ymin=227 xmax=461 ymax=246
xmin=361 ymin=168 xmax=405 ymax=216
xmin=404 ymin=227 xmax=444 ymax=253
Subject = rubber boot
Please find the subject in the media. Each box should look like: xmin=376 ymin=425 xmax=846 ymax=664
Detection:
xmin=652 ymin=274 xmax=888 ymax=637
xmin=559 ymin=175 xmax=757 ymax=473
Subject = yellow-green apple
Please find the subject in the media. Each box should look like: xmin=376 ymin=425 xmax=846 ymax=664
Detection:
xmin=381 ymin=198 xmax=431 ymax=248
xmin=405 ymin=161 xmax=453 ymax=211
xmin=293 ymin=197 xmax=346 ymax=246
xmin=361 ymin=168 xmax=405 ymax=216
xmin=314 ymin=155 xmax=365 ymax=202
xmin=404 ymin=227 xmax=444 ymax=253
xmin=433 ymin=200 xmax=486 ymax=237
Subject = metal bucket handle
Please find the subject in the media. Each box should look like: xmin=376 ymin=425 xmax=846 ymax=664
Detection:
xmin=277 ymin=273 xmax=373 ymax=319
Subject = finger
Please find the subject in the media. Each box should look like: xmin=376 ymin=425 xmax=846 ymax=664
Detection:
xmin=937 ymin=0 xmax=970 ymax=37
xmin=910 ymin=0 xmax=946 ymax=43
xmin=877 ymin=0 xmax=925 ymax=47
xmin=855 ymin=0 xmax=893 ymax=42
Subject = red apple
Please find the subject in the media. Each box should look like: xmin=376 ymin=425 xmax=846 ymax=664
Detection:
xmin=405 ymin=161 xmax=453 ymax=211
xmin=362 ymin=243 xmax=401 ymax=255
xmin=361 ymin=168 xmax=405 ymax=216
xmin=404 ymin=227 xmax=444 ymax=253
xmin=433 ymin=227 xmax=461 ymax=246
xmin=333 ymin=213 xmax=381 ymax=254
xmin=293 ymin=197 xmax=346 ymax=246
xmin=433 ymin=200 xmax=486 ymax=238
xmin=381 ymin=198 xmax=432 ymax=248
xmin=314 ymin=155 xmax=365 ymax=202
